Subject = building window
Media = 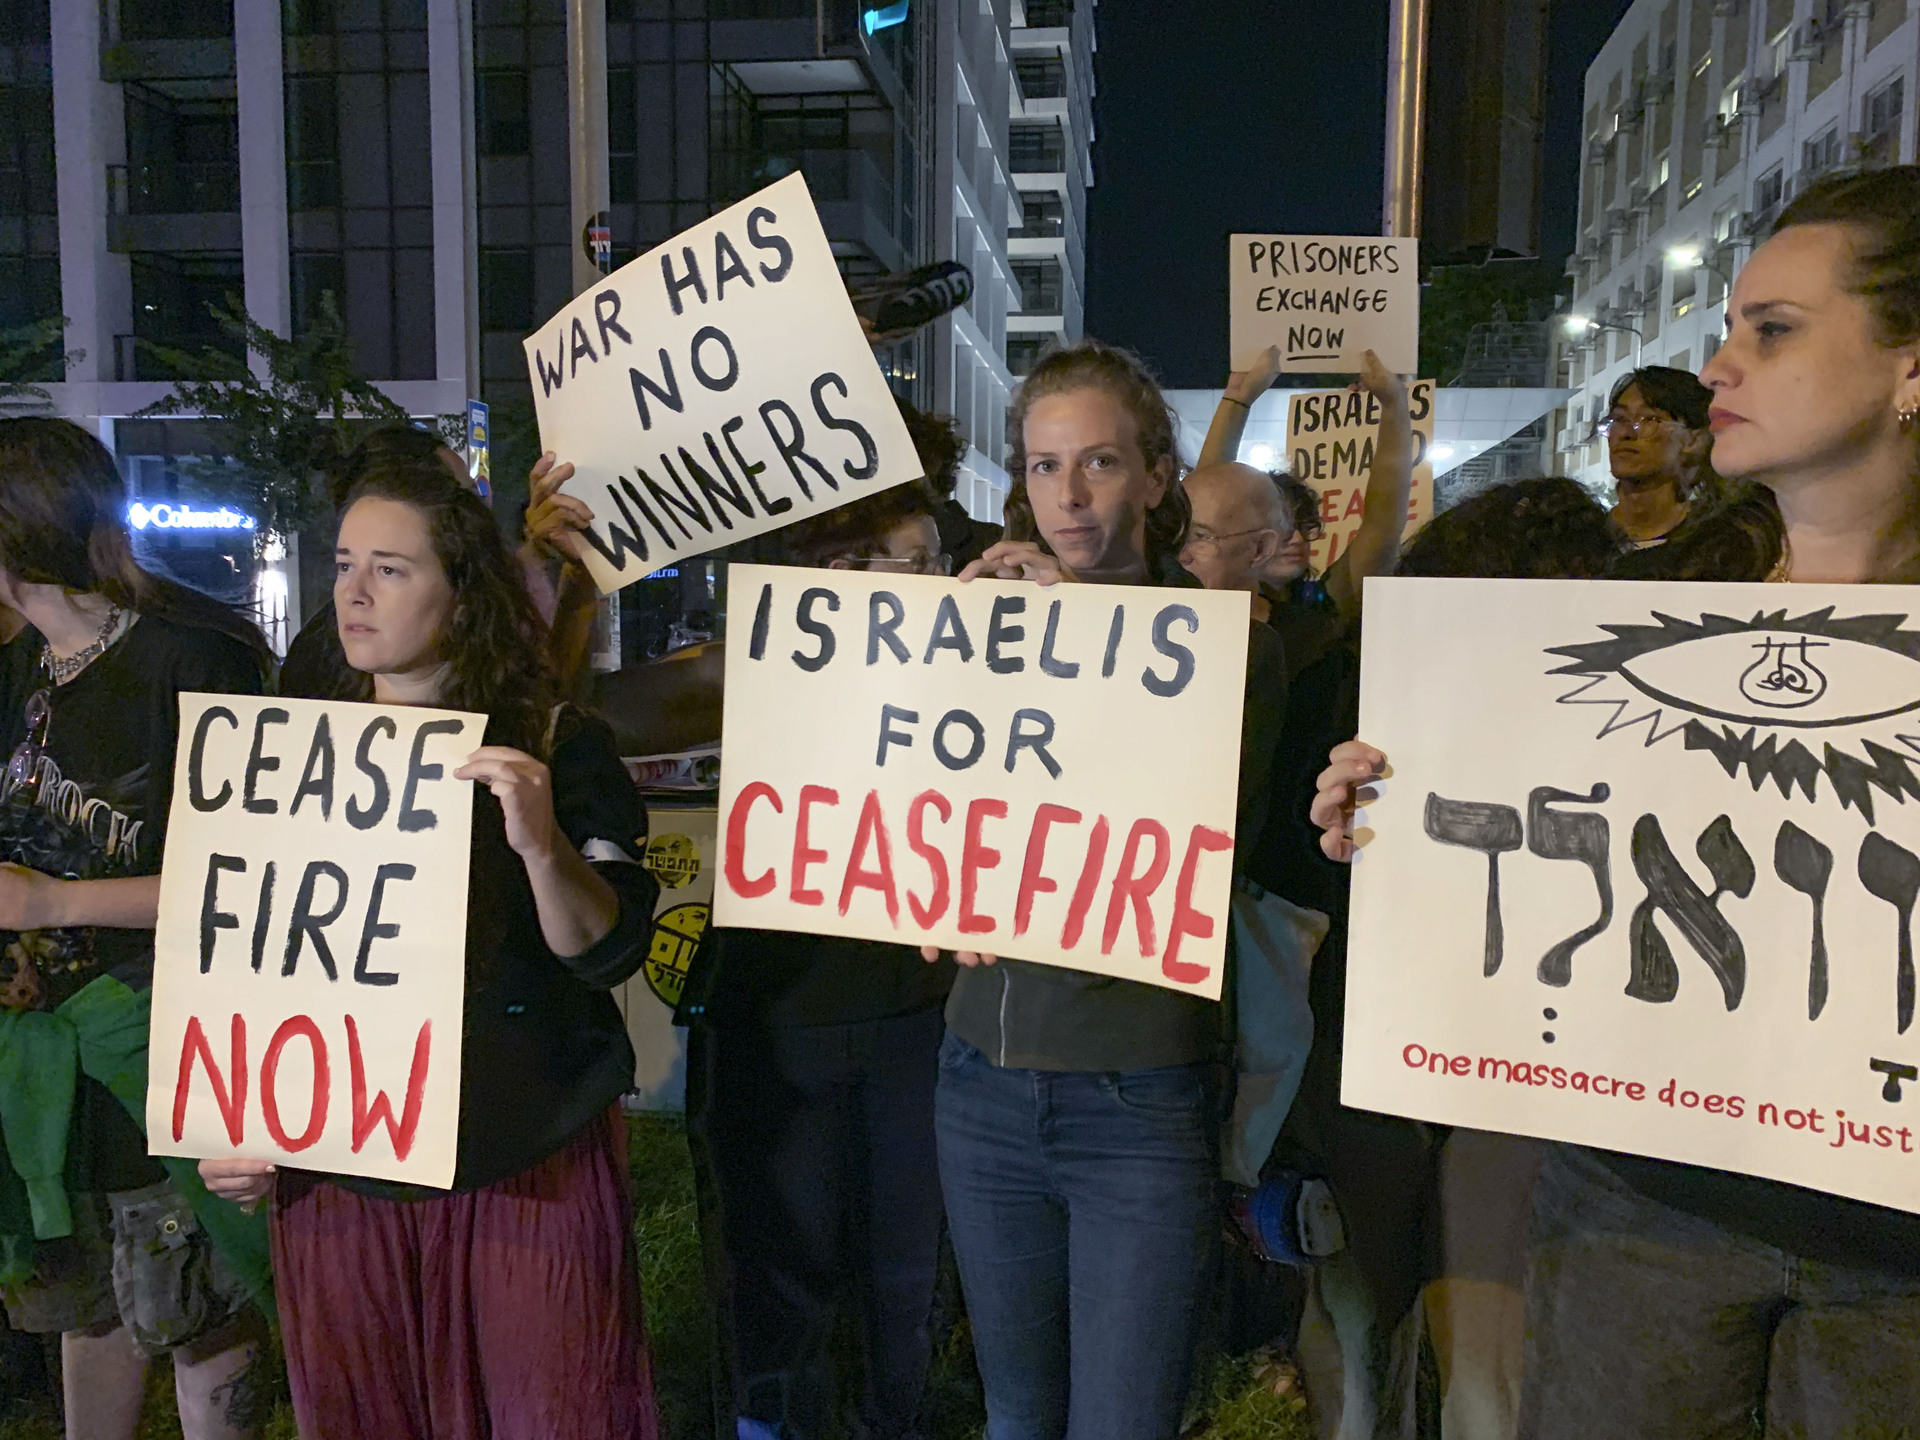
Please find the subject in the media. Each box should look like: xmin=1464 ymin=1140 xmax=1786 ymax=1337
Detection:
xmin=1011 ymin=258 xmax=1063 ymax=313
xmin=284 ymin=75 xmax=340 ymax=209
xmin=290 ymin=250 xmax=345 ymax=337
xmin=1753 ymin=166 xmax=1784 ymax=214
xmin=1022 ymin=0 xmax=1073 ymax=27
xmin=1014 ymin=55 xmax=1066 ymax=100
xmin=1014 ymin=190 xmax=1063 ymax=237
xmin=1009 ymin=122 xmax=1066 ymax=173
xmin=1802 ymin=124 xmax=1841 ymax=177
xmin=479 ymin=248 xmax=534 ymax=333
xmin=1863 ymin=75 xmax=1904 ymax=163
xmin=478 ymin=70 xmax=530 ymax=157
xmin=1006 ymin=333 xmax=1051 ymax=376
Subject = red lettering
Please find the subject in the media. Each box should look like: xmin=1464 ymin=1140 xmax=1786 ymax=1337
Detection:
xmin=348 ymin=1015 xmax=432 ymax=1161
xmin=959 ymin=798 xmax=1008 ymax=935
xmin=906 ymin=790 xmax=952 ymax=926
xmin=172 ymin=1014 xmax=247 ymax=1146
xmin=260 ymin=1015 xmax=329 ymax=1153
xmin=1101 ymin=818 xmax=1171 ymax=956
xmin=1014 ymin=804 xmax=1081 ymax=937
xmin=1162 ymin=825 xmax=1233 ymax=983
xmin=1342 ymin=489 xmax=1364 ymax=519
xmin=838 ymin=789 xmax=900 ymax=925
xmin=723 ymin=781 xmax=782 ymax=898
xmin=790 ymin=784 xmax=839 ymax=905
xmin=1319 ymin=490 xmax=1342 ymax=523
xmin=1060 ymin=815 xmax=1111 ymax=948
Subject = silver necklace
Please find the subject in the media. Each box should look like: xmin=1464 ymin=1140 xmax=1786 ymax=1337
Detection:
xmin=43 ymin=604 xmax=124 ymax=684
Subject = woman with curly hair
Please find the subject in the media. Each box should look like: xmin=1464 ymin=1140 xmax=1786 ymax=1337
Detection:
xmin=199 ymin=455 xmax=661 ymax=1439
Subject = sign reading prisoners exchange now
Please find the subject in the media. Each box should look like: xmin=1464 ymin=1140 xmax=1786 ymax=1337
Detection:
xmin=148 ymin=696 xmax=486 ymax=1189
xmin=1285 ymin=379 xmax=1436 ymax=572
xmin=1229 ymin=234 xmax=1419 ymax=375
xmin=714 ymin=566 xmax=1251 ymax=1000
xmin=1345 ymin=578 xmax=1920 ymax=1214
xmin=525 ymin=172 xmax=921 ymax=594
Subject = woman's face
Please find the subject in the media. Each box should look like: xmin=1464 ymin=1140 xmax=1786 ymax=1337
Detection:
xmin=1699 ymin=223 xmax=1920 ymax=485
xmin=1021 ymin=387 xmax=1169 ymax=574
xmin=334 ymin=497 xmax=454 ymax=679
xmin=1606 ymin=384 xmax=1697 ymax=489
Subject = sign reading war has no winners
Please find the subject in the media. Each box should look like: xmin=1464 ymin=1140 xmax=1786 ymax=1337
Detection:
xmin=1347 ymin=578 xmax=1920 ymax=1215
xmin=149 ymin=696 xmax=486 ymax=1189
xmin=525 ymin=172 xmax=921 ymax=593
xmin=715 ymin=567 xmax=1251 ymax=1000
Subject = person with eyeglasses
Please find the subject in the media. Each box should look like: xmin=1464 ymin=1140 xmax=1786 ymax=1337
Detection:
xmin=1600 ymin=366 xmax=1719 ymax=572
xmin=676 ymin=471 xmax=959 ymax=1440
xmin=0 ymin=419 xmax=274 ymax=1440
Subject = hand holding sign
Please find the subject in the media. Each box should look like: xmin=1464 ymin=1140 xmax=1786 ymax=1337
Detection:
xmin=150 ymin=696 xmax=486 ymax=1190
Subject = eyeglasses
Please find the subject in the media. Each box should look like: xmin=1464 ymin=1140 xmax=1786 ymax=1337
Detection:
xmin=1185 ymin=527 xmax=1274 ymax=553
xmin=838 ymin=553 xmax=953 ymax=575
xmin=4 ymin=690 xmax=50 ymax=802
xmin=1598 ymin=414 xmax=1679 ymax=439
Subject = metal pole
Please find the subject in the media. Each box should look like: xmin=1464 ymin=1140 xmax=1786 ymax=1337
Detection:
xmin=567 ymin=0 xmax=610 ymax=297
xmin=1382 ymin=0 xmax=1430 ymax=238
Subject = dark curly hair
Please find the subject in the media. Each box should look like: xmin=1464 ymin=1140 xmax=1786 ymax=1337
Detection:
xmin=774 ymin=478 xmax=940 ymax=567
xmin=1001 ymin=339 xmax=1190 ymax=571
xmin=1272 ymin=471 xmax=1323 ymax=544
xmin=0 ymin=417 xmax=271 ymax=668
xmin=337 ymin=455 xmax=554 ymax=752
xmin=1395 ymin=477 xmax=1620 ymax=579
xmin=1776 ymin=165 xmax=1920 ymax=348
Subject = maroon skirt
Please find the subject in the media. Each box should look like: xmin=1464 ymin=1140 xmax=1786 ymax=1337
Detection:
xmin=270 ymin=1109 xmax=659 ymax=1440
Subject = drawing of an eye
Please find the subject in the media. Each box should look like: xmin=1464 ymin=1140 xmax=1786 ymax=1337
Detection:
xmin=1615 ymin=628 xmax=1920 ymax=728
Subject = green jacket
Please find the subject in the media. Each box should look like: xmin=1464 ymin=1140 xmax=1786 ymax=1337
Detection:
xmin=0 ymin=975 xmax=272 ymax=1309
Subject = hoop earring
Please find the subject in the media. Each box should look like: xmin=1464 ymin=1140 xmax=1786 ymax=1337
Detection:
xmin=1901 ymin=402 xmax=1920 ymax=435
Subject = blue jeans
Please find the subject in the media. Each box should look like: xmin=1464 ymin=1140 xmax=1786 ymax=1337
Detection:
xmin=933 ymin=1032 xmax=1217 ymax=1440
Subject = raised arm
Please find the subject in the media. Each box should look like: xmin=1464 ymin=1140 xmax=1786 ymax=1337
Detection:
xmin=523 ymin=452 xmax=604 ymax=701
xmin=1324 ymin=351 xmax=1412 ymax=620
xmin=1198 ymin=345 xmax=1283 ymax=470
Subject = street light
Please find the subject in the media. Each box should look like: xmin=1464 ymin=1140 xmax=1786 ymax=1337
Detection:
xmin=1563 ymin=312 xmax=1645 ymax=365
xmin=1666 ymin=244 xmax=1734 ymax=289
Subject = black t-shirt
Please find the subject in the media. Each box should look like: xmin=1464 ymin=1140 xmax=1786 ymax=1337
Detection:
xmin=328 ymin=707 xmax=659 ymax=1197
xmin=681 ymin=929 xmax=952 ymax=1030
xmin=0 ymin=615 xmax=265 ymax=1190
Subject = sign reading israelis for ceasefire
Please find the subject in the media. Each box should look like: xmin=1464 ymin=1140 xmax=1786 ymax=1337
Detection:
xmin=149 ymin=696 xmax=487 ymax=1189
xmin=1345 ymin=578 xmax=1920 ymax=1214
xmin=1229 ymin=234 xmax=1420 ymax=375
xmin=525 ymin=172 xmax=921 ymax=594
xmin=1286 ymin=379 xmax=1436 ymax=572
xmin=714 ymin=566 xmax=1251 ymax=1000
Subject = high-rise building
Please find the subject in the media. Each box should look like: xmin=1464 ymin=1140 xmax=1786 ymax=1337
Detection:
xmin=1006 ymin=0 xmax=1093 ymax=377
xmin=25 ymin=0 xmax=1097 ymax=536
xmin=1553 ymin=0 xmax=1918 ymax=489
xmin=1423 ymin=0 xmax=1551 ymax=261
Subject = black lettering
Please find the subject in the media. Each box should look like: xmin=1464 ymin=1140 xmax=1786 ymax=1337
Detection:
xmin=534 ymin=338 xmax=564 ymax=396
xmin=641 ymin=455 xmax=714 ymax=539
xmin=747 ymin=206 xmax=793 ymax=281
xmin=682 ymin=441 xmax=753 ymax=528
xmin=868 ymin=591 xmax=909 ymax=664
xmin=1627 ymin=814 xmax=1752 ymax=1010
xmin=1860 ymin=831 xmax=1920 ymax=1033
xmin=1100 ymin=606 xmax=1124 ymax=678
xmin=284 ymin=859 xmax=349 ymax=980
xmin=1425 ymin=793 xmax=1524 ymax=976
xmin=289 ymin=714 xmax=336 ymax=821
xmin=986 ymin=595 xmax=1026 ymax=674
xmin=200 ymin=853 xmax=245 ymax=973
xmin=712 ymin=231 xmax=754 ymax=299
xmin=748 ymin=581 xmax=773 ymax=660
xmin=690 ymin=325 xmax=740 ymax=392
xmin=1776 ymin=821 xmax=1834 ymax=1020
xmin=810 ymin=373 xmax=879 ymax=480
xmin=722 ymin=415 xmax=793 ymax=515
xmin=662 ymin=244 xmax=707 ymax=314
xmin=346 ymin=717 xmax=396 ymax=830
xmin=1038 ymin=599 xmax=1079 ymax=678
xmin=792 ymin=588 xmax=840 ymax=672
xmin=188 ymin=705 xmax=238 ymax=811
xmin=242 ymin=707 xmax=290 ymax=815
xmin=1141 ymin=605 xmax=1198 ymax=698
xmin=568 ymin=316 xmax=598 ymax=377
xmin=249 ymin=860 xmax=276 ymax=973
xmin=876 ymin=704 xmax=918 ymax=765
xmin=759 ymin=399 xmax=835 ymax=500
xmin=923 ymin=595 xmax=975 ymax=664
xmin=629 ymin=352 xmax=684 ymax=431
xmin=932 ymin=710 xmax=986 ymax=770
xmin=1005 ymin=708 xmax=1061 ymax=779
xmin=398 ymin=719 xmax=464 ymax=834
xmin=579 ymin=479 xmax=654 ymax=571
xmin=593 ymin=288 xmax=630 ymax=351
xmin=354 ymin=862 xmax=414 ymax=986
xmin=1528 ymin=784 xmax=1612 ymax=986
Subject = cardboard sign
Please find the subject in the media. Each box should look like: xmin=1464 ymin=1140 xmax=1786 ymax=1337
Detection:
xmin=525 ymin=173 xmax=921 ymax=593
xmin=148 ymin=696 xmax=486 ymax=1189
xmin=1286 ymin=380 xmax=1436 ymax=572
xmin=1229 ymin=234 xmax=1419 ymax=374
xmin=1345 ymin=578 xmax=1920 ymax=1214
xmin=713 ymin=566 xmax=1251 ymax=999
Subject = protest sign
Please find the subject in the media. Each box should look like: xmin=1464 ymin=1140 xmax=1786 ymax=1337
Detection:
xmin=1286 ymin=380 xmax=1435 ymax=572
xmin=1229 ymin=234 xmax=1419 ymax=374
xmin=616 ymin=805 xmax=719 ymax=1112
xmin=525 ymin=172 xmax=921 ymax=593
xmin=148 ymin=696 xmax=486 ymax=1189
xmin=713 ymin=566 xmax=1250 ymax=999
xmin=1345 ymin=578 xmax=1920 ymax=1214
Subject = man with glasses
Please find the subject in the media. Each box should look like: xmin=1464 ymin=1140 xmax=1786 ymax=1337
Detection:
xmin=1179 ymin=462 xmax=1294 ymax=621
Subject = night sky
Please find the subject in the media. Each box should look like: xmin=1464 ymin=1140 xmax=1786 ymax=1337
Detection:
xmin=1083 ymin=0 xmax=1636 ymax=387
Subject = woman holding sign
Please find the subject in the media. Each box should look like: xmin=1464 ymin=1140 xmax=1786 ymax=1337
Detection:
xmin=201 ymin=457 xmax=662 ymax=1439
xmin=1315 ymin=167 xmax=1920 ymax=1438
xmin=0 ymin=419 xmax=273 ymax=1440
xmin=934 ymin=341 xmax=1286 ymax=1440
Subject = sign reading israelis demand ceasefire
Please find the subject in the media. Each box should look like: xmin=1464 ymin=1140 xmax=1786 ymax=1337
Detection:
xmin=714 ymin=567 xmax=1251 ymax=1000
xmin=1345 ymin=578 xmax=1920 ymax=1214
xmin=148 ymin=696 xmax=486 ymax=1189
xmin=525 ymin=172 xmax=921 ymax=594
xmin=1229 ymin=235 xmax=1420 ymax=375
xmin=1286 ymin=379 xmax=1436 ymax=572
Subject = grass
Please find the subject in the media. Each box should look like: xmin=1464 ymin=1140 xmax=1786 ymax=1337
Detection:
xmin=2 ymin=1118 xmax=1312 ymax=1438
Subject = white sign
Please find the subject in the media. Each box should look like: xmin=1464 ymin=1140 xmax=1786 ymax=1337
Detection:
xmin=1229 ymin=234 xmax=1419 ymax=374
xmin=526 ymin=173 xmax=921 ymax=594
xmin=148 ymin=696 xmax=486 ymax=1189
xmin=1346 ymin=578 xmax=1920 ymax=1214
xmin=1286 ymin=380 xmax=1436 ymax=572
xmin=714 ymin=566 xmax=1251 ymax=1000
